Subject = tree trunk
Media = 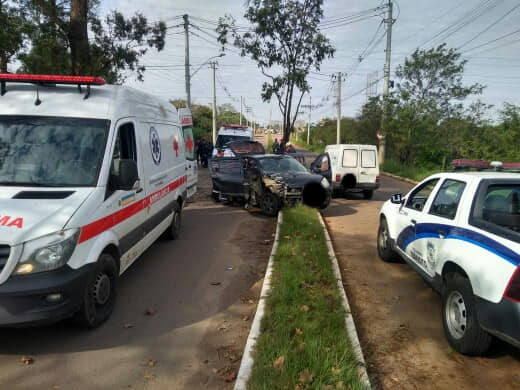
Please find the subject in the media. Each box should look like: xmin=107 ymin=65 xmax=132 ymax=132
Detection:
xmin=69 ymin=0 xmax=89 ymax=75
xmin=0 ymin=56 xmax=7 ymax=73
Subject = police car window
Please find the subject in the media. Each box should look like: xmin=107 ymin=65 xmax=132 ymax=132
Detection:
xmin=406 ymin=179 xmax=439 ymax=212
xmin=471 ymin=184 xmax=520 ymax=240
xmin=429 ymin=179 xmax=466 ymax=219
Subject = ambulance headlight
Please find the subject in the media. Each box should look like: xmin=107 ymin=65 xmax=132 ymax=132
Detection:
xmin=15 ymin=229 xmax=80 ymax=274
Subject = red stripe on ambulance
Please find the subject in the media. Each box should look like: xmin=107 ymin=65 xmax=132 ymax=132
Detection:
xmin=78 ymin=176 xmax=187 ymax=243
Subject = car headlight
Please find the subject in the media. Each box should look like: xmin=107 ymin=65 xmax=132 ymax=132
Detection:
xmin=15 ymin=229 xmax=80 ymax=275
xmin=321 ymin=177 xmax=330 ymax=188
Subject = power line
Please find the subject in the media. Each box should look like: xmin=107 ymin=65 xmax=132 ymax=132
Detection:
xmin=462 ymin=26 xmax=520 ymax=53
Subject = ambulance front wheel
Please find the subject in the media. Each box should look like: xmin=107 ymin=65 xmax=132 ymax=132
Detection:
xmin=166 ymin=205 xmax=182 ymax=240
xmin=74 ymin=253 xmax=118 ymax=328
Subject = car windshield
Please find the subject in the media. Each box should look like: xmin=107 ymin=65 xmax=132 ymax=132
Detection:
xmin=258 ymin=157 xmax=308 ymax=174
xmin=0 ymin=116 xmax=109 ymax=187
xmin=215 ymin=135 xmax=250 ymax=149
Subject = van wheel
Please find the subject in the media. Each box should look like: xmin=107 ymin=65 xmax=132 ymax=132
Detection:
xmin=166 ymin=205 xmax=182 ymax=240
xmin=363 ymin=190 xmax=374 ymax=199
xmin=260 ymin=191 xmax=280 ymax=216
xmin=442 ymin=274 xmax=492 ymax=355
xmin=377 ymin=218 xmax=399 ymax=262
xmin=74 ymin=254 xmax=117 ymax=328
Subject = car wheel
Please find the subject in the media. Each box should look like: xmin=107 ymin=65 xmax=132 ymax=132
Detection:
xmin=377 ymin=218 xmax=399 ymax=262
xmin=442 ymin=273 xmax=492 ymax=355
xmin=166 ymin=205 xmax=182 ymax=240
xmin=74 ymin=254 xmax=117 ymax=328
xmin=260 ymin=191 xmax=281 ymax=216
xmin=363 ymin=190 xmax=374 ymax=200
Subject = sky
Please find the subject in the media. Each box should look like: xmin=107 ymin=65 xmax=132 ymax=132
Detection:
xmin=95 ymin=0 xmax=520 ymax=125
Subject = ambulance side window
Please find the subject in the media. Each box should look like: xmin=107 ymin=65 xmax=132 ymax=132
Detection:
xmin=108 ymin=123 xmax=137 ymax=196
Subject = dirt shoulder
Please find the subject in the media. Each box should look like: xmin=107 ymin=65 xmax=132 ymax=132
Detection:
xmin=323 ymin=176 xmax=520 ymax=390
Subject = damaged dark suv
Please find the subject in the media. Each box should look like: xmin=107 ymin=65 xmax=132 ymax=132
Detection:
xmin=210 ymin=141 xmax=331 ymax=216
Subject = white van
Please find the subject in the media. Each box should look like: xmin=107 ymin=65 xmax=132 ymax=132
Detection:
xmin=212 ymin=125 xmax=253 ymax=157
xmin=178 ymin=108 xmax=197 ymax=199
xmin=0 ymin=74 xmax=187 ymax=327
xmin=310 ymin=144 xmax=380 ymax=199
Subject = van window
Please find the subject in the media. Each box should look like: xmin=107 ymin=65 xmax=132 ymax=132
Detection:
xmin=361 ymin=150 xmax=376 ymax=168
xmin=0 ymin=116 xmax=109 ymax=187
xmin=111 ymin=123 xmax=137 ymax=179
xmin=342 ymin=149 xmax=357 ymax=167
xmin=429 ymin=179 xmax=466 ymax=219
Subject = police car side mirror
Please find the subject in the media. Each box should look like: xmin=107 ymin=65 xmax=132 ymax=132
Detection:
xmin=391 ymin=193 xmax=403 ymax=204
xmin=118 ymin=159 xmax=139 ymax=191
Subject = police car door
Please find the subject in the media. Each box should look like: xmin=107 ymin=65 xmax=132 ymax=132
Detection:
xmin=418 ymin=179 xmax=467 ymax=277
xmin=395 ymin=178 xmax=440 ymax=266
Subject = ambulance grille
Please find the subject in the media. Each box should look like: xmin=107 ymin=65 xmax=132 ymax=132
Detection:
xmin=0 ymin=245 xmax=10 ymax=272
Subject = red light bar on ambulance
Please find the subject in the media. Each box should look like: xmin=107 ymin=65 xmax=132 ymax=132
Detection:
xmin=223 ymin=125 xmax=248 ymax=129
xmin=0 ymin=74 xmax=105 ymax=85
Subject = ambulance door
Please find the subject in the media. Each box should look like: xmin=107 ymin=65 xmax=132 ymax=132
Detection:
xmin=108 ymin=120 xmax=147 ymax=270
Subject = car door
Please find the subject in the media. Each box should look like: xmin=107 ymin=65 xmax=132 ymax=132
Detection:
xmin=395 ymin=178 xmax=440 ymax=267
xmin=418 ymin=179 xmax=467 ymax=277
xmin=311 ymin=153 xmax=332 ymax=183
xmin=359 ymin=147 xmax=378 ymax=184
xmin=211 ymin=157 xmax=245 ymax=198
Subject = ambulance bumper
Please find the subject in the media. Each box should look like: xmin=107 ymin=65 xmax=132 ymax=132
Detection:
xmin=477 ymin=296 xmax=520 ymax=348
xmin=0 ymin=264 xmax=94 ymax=327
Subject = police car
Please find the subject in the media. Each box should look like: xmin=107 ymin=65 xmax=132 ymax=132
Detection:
xmin=378 ymin=164 xmax=520 ymax=355
xmin=0 ymin=74 xmax=188 ymax=327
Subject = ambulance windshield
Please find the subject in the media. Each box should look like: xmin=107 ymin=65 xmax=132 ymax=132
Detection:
xmin=0 ymin=116 xmax=109 ymax=187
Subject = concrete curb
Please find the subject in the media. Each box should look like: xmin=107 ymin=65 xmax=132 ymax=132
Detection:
xmin=381 ymin=171 xmax=419 ymax=185
xmin=234 ymin=211 xmax=283 ymax=390
xmin=318 ymin=213 xmax=371 ymax=389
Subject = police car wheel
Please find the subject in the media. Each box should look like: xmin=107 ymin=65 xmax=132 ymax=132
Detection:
xmin=377 ymin=218 xmax=399 ymax=262
xmin=74 ymin=254 xmax=117 ymax=328
xmin=442 ymin=274 xmax=492 ymax=355
xmin=167 ymin=207 xmax=182 ymax=240
xmin=260 ymin=191 xmax=280 ymax=217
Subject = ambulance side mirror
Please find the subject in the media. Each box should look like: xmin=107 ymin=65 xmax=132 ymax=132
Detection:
xmin=118 ymin=159 xmax=139 ymax=191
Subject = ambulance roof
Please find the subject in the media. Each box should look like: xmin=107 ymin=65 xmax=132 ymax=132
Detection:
xmin=0 ymin=84 xmax=178 ymax=123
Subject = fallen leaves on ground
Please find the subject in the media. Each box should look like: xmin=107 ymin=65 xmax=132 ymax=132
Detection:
xmin=299 ymin=368 xmax=314 ymax=384
xmin=211 ymin=282 xmax=221 ymax=286
xmin=295 ymin=328 xmax=303 ymax=336
xmin=123 ymin=323 xmax=134 ymax=329
xmin=145 ymin=308 xmax=157 ymax=316
xmin=241 ymin=315 xmax=250 ymax=322
xmin=147 ymin=359 xmax=157 ymax=367
xmin=272 ymin=355 xmax=285 ymax=369
xmin=21 ymin=356 xmax=34 ymax=365
xmin=301 ymin=304 xmax=309 ymax=312
xmin=331 ymin=367 xmax=341 ymax=375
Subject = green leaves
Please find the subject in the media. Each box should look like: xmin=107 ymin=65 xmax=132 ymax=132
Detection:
xmin=217 ymin=0 xmax=334 ymax=142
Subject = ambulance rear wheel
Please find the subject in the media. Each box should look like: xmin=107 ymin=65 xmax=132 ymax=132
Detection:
xmin=74 ymin=254 xmax=117 ymax=328
xmin=167 ymin=206 xmax=182 ymax=240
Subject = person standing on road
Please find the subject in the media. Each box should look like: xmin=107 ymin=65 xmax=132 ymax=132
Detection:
xmin=272 ymin=138 xmax=280 ymax=154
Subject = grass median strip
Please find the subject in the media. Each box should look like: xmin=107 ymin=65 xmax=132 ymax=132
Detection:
xmin=248 ymin=205 xmax=366 ymax=389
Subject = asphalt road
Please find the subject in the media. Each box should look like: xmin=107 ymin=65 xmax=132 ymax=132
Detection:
xmin=324 ymin=175 xmax=520 ymax=389
xmin=0 ymin=168 xmax=275 ymax=390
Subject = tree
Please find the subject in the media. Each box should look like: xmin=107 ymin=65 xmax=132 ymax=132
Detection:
xmin=217 ymin=0 xmax=334 ymax=143
xmin=19 ymin=1 xmax=166 ymax=83
xmin=0 ymin=0 xmax=31 ymax=72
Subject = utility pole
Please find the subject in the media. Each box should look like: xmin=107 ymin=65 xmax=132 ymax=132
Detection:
xmin=269 ymin=107 xmax=272 ymax=130
xmin=379 ymin=0 xmax=393 ymax=164
xmin=336 ymin=72 xmax=342 ymax=145
xmin=240 ymin=96 xmax=243 ymax=125
xmin=307 ymin=96 xmax=311 ymax=144
xmin=211 ymin=61 xmax=217 ymax=145
xmin=183 ymin=14 xmax=191 ymax=109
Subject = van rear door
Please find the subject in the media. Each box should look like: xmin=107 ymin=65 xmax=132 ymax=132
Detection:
xmin=179 ymin=108 xmax=197 ymax=199
xmin=359 ymin=147 xmax=379 ymax=184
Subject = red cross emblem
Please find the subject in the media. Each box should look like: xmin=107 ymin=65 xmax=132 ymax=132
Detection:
xmin=173 ymin=136 xmax=179 ymax=157
xmin=186 ymin=134 xmax=194 ymax=154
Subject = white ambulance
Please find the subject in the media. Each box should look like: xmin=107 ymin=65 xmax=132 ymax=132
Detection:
xmin=212 ymin=125 xmax=254 ymax=157
xmin=178 ymin=108 xmax=197 ymax=199
xmin=0 ymin=74 xmax=187 ymax=327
